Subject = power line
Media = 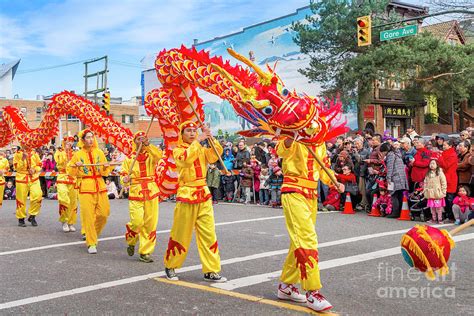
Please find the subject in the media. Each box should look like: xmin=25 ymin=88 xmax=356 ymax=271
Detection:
xmin=16 ymin=59 xmax=89 ymax=74
xmin=109 ymin=60 xmax=146 ymax=69
xmin=16 ymin=58 xmax=146 ymax=74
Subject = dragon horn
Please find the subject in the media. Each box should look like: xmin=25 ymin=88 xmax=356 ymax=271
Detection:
xmin=211 ymin=64 xmax=255 ymax=98
xmin=227 ymin=48 xmax=272 ymax=85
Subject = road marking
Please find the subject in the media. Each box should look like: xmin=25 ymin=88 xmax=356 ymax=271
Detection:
xmin=0 ymin=215 xmax=284 ymax=256
xmin=0 ymin=211 xmax=384 ymax=257
xmin=154 ymin=278 xmax=337 ymax=315
xmin=0 ymin=225 xmax=457 ymax=310
xmin=212 ymin=232 xmax=474 ymax=291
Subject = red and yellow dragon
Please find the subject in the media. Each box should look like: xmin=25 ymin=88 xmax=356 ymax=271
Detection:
xmin=0 ymin=46 xmax=346 ymax=197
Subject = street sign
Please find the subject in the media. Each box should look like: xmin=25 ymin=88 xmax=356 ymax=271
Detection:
xmin=380 ymin=25 xmax=418 ymax=41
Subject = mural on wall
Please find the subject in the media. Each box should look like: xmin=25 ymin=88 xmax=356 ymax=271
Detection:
xmin=141 ymin=6 xmax=358 ymax=133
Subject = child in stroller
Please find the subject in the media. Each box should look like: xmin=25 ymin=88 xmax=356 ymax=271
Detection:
xmin=408 ymin=182 xmax=430 ymax=221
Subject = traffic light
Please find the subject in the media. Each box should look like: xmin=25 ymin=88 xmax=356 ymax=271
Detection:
xmin=357 ymin=16 xmax=372 ymax=47
xmin=102 ymin=91 xmax=110 ymax=112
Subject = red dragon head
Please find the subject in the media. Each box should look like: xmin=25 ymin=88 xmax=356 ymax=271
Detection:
xmin=212 ymin=48 xmax=347 ymax=144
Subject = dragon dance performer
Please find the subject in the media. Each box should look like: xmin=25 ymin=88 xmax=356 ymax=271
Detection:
xmin=55 ymin=136 xmax=79 ymax=233
xmin=67 ymin=129 xmax=115 ymax=254
xmin=121 ymin=131 xmax=163 ymax=263
xmin=163 ymin=121 xmax=226 ymax=283
xmin=275 ymin=137 xmax=343 ymax=312
xmin=14 ymin=147 xmax=43 ymax=227
xmin=0 ymin=151 xmax=10 ymax=208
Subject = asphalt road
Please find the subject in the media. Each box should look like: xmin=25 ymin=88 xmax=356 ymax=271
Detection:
xmin=0 ymin=199 xmax=473 ymax=315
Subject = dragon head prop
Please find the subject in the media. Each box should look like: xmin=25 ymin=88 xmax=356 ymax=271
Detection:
xmin=211 ymin=48 xmax=347 ymax=144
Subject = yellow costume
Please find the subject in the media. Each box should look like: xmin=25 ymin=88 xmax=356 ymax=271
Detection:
xmin=0 ymin=156 xmax=9 ymax=207
xmin=121 ymin=131 xmax=162 ymax=257
xmin=67 ymin=130 xmax=114 ymax=249
xmin=276 ymin=140 xmax=334 ymax=291
xmin=14 ymin=149 xmax=43 ymax=220
xmin=55 ymin=140 xmax=78 ymax=226
xmin=164 ymin=121 xmax=223 ymax=274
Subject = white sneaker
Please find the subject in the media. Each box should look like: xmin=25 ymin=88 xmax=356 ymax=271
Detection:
xmin=68 ymin=225 xmax=76 ymax=232
xmin=306 ymin=290 xmax=333 ymax=312
xmin=62 ymin=222 xmax=70 ymax=232
xmin=88 ymin=245 xmax=97 ymax=254
xmin=277 ymin=283 xmax=307 ymax=303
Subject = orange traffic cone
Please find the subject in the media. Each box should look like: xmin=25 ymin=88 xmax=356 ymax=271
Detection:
xmin=398 ymin=194 xmax=411 ymax=221
xmin=342 ymin=192 xmax=355 ymax=214
xmin=368 ymin=194 xmax=381 ymax=217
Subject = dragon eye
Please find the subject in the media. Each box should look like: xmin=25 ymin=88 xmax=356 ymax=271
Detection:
xmin=282 ymin=87 xmax=290 ymax=97
xmin=262 ymin=106 xmax=274 ymax=115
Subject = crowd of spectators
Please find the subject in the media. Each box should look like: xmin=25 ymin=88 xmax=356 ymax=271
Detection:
xmin=1 ymin=126 xmax=473 ymax=224
xmin=209 ymin=126 xmax=474 ymax=223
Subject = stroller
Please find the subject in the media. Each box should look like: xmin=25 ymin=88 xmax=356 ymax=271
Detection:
xmin=408 ymin=183 xmax=430 ymax=221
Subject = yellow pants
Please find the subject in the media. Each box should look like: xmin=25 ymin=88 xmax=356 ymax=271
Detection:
xmin=164 ymin=200 xmax=221 ymax=273
xmin=15 ymin=180 xmax=43 ymax=219
xmin=79 ymin=192 xmax=110 ymax=247
xmin=0 ymin=183 xmax=4 ymax=207
xmin=125 ymin=198 xmax=159 ymax=255
xmin=57 ymin=183 xmax=78 ymax=225
xmin=280 ymin=193 xmax=321 ymax=291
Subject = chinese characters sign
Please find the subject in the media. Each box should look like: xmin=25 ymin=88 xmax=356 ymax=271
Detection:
xmin=383 ymin=106 xmax=414 ymax=118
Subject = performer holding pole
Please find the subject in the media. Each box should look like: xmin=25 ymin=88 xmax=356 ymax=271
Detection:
xmin=14 ymin=146 xmax=43 ymax=227
xmin=55 ymin=136 xmax=78 ymax=233
xmin=67 ymin=129 xmax=115 ymax=254
xmin=121 ymin=128 xmax=163 ymax=263
xmin=163 ymin=121 xmax=226 ymax=283
xmin=275 ymin=137 xmax=343 ymax=312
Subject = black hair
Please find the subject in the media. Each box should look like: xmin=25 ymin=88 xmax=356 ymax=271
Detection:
xmin=461 ymin=140 xmax=471 ymax=151
xmin=457 ymin=185 xmax=471 ymax=196
xmin=379 ymin=142 xmax=393 ymax=153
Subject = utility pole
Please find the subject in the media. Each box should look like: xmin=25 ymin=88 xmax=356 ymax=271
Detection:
xmin=83 ymin=56 xmax=108 ymax=129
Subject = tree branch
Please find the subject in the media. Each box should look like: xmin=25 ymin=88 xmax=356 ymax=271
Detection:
xmin=416 ymin=69 xmax=466 ymax=81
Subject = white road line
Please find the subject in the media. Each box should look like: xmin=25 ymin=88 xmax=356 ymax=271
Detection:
xmin=0 ymin=215 xmax=284 ymax=256
xmin=0 ymin=225 xmax=455 ymax=310
xmin=212 ymin=233 xmax=474 ymax=291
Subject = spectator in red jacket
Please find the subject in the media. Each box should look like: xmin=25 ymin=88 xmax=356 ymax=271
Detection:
xmin=439 ymin=139 xmax=459 ymax=221
xmin=322 ymin=186 xmax=341 ymax=212
xmin=410 ymin=138 xmax=431 ymax=187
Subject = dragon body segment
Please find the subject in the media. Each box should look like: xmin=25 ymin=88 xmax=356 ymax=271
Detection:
xmin=0 ymin=46 xmax=346 ymax=198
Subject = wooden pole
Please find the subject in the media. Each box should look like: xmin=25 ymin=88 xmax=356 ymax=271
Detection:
xmin=179 ymin=85 xmax=229 ymax=175
xmin=449 ymin=218 xmax=474 ymax=236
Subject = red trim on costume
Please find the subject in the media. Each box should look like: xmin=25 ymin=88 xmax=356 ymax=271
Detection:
xmin=176 ymin=188 xmax=211 ymax=204
xmin=307 ymin=145 xmax=315 ymax=181
xmin=125 ymin=224 xmax=138 ymax=240
xmin=193 ymin=159 xmax=202 ymax=178
xmin=294 ymin=248 xmax=319 ymax=280
xmin=281 ymin=187 xmax=318 ymax=199
xmin=16 ymin=199 xmax=24 ymax=210
xmin=209 ymin=241 xmax=218 ymax=254
xmin=128 ymin=192 xmax=160 ymax=201
xmin=87 ymin=151 xmax=100 ymax=193
xmin=58 ymin=204 xmax=67 ymax=216
xmin=148 ymin=230 xmax=157 ymax=243
xmin=165 ymin=237 xmax=186 ymax=260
